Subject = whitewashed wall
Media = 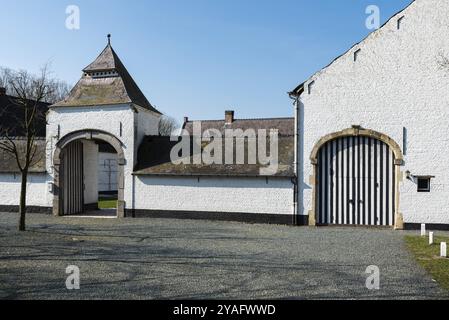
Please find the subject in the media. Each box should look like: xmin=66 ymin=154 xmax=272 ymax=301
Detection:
xmin=83 ymin=140 xmax=99 ymax=204
xmin=98 ymin=152 xmax=118 ymax=192
xmin=0 ymin=173 xmax=49 ymax=207
xmin=46 ymin=104 xmax=136 ymax=208
xmin=134 ymin=176 xmax=294 ymax=215
xmin=299 ymin=0 xmax=449 ymax=224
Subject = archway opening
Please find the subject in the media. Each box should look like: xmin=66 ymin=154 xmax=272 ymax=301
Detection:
xmin=59 ymin=139 xmax=118 ymax=217
xmin=53 ymin=130 xmax=125 ymax=218
xmin=97 ymin=141 xmax=119 ymax=213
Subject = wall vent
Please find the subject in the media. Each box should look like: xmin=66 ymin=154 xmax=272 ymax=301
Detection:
xmin=397 ymin=16 xmax=405 ymax=30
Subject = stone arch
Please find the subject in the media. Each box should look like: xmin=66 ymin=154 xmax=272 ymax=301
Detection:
xmin=308 ymin=126 xmax=404 ymax=229
xmin=52 ymin=129 xmax=126 ymax=218
xmin=310 ymin=126 xmax=404 ymax=165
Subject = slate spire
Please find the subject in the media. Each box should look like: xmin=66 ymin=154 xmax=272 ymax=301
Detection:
xmin=53 ymin=38 xmax=161 ymax=114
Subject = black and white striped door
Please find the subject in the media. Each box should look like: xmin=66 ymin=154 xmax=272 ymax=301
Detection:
xmin=62 ymin=141 xmax=84 ymax=215
xmin=317 ymin=136 xmax=395 ymax=226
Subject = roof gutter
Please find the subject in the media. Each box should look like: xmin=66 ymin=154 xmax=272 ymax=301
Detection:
xmin=288 ymin=82 xmax=305 ymax=98
xmin=131 ymin=172 xmax=295 ymax=178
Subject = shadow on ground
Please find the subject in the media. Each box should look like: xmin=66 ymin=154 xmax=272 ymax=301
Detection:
xmin=0 ymin=213 xmax=447 ymax=300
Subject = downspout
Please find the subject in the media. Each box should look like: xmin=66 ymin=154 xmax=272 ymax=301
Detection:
xmin=289 ymin=92 xmax=300 ymax=225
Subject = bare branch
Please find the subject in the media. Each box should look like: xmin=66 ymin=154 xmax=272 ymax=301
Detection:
xmin=1 ymin=64 xmax=70 ymax=104
xmin=0 ymin=137 xmax=23 ymax=172
xmin=158 ymin=115 xmax=180 ymax=136
xmin=0 ymin=65 xmax=60 ymax=173
xmin=0 ymin=64 xmax=68 ymax=230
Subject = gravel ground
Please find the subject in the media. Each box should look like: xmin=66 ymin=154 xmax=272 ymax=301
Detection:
xmin=0 ymin=212 xmax=447 ymax=300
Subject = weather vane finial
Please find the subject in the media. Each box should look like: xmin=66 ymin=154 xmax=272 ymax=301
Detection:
xmin=107 ymin=34 xmax=111 ymax=45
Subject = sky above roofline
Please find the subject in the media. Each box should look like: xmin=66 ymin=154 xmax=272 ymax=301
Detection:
xmin=0 ymin=0 xmax=412 ymax=123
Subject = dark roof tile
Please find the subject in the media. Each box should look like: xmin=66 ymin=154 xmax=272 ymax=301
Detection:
xmin=0 ymin=94 xmax=49 ymax=137
xmin=0 ymin=138 xmax=46 ymax=173
xmin=183 ymin=117 xmax=295 ymax=137
xmin=134 ymin=135 xmax=294 ymax=177
xmin=53 ymin=44 xmax=161 ymax=114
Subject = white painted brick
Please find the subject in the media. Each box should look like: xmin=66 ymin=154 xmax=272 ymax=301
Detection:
xmin=135 ymin=176 xmax=293 ymax=215
xmin=45 ymin=104 xmax=136 ymax=207
xmin=98 ymin=152 xmax=118 ymax=192
xmin=299 ymin=0 xmax=449 ymax=224
xmin=83 ymin=140 xmax=99 ymax=204
xmin=0 ymin=173 xmax=49 ymax=207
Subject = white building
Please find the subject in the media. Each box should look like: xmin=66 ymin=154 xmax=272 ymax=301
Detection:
xmin=0 ymin=0 xmax=448 ymax=229
xmin=289 ymin=0 xmax=449 ymax=229
xmin=0 ymin=39 xmax=296 ymax=224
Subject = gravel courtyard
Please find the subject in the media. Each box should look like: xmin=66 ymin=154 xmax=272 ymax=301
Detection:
xmin=0 ymin=212 xmax=447 ymax=300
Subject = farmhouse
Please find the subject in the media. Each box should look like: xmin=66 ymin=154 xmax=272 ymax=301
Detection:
xmin=0 ymin=0 xmax=448 ymax=229
xmin=289 ymin=0 xmax=449 ymax=229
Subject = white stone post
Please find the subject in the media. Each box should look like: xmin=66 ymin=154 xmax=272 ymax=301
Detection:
xmin=441 ymin=242 xmax=447 ymax=258
xmin=421 ymin=224 xmax=426 ymax=237
xmin=429 ymin=232 xmax=434 ymax=245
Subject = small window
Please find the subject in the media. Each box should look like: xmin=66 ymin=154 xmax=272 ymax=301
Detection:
xmin=397 ymin=16 xmax=405 ymax=30
xmin=354 ymin=49 xmax=361 ymax=62
xmin=308 ymin=81 xmax=315 ymax=94
xmin=417 ymin=177 xmax=431 ymax=192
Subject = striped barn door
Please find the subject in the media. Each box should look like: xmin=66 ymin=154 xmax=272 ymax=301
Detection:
xmin=62 ymin=141 xmax=84 ymax=215
xmin=317 ymin=136 xmax=395 ymax=226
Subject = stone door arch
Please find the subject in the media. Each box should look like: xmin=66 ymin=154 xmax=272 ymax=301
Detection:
xmin=52 ymin=130 xmax=126 ymax=218
xmin=309 ymin=126 xmax=404 ymax=229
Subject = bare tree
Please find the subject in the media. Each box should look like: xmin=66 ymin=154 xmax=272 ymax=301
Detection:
xmin=0 ymin=66 xmax=55 ymax=231
xmin=158 ymin=115 xmax=180 ymax=136
xmin=0 ymin=66 xmax=69 ymax=104
xmin=46 ymin=79 xmax=70 ymax=104
xmin=0 ymin=67 xmax=13 ymax=93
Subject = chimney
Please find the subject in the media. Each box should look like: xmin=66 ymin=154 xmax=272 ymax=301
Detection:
xmin=0 ymin=87 xmax=6 ymax=95
xmin=225 ymin=110 xmax=235 ymax=124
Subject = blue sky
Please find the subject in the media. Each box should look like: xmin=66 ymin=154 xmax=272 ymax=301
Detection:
xmin=0 ymin=0 xmax=412 ymax=123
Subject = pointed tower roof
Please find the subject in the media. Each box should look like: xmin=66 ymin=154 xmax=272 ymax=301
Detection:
xmin=82 ymin=36 xmax=120 ymax=72
xmin=53 ymin=36 xmax=161 ymax=114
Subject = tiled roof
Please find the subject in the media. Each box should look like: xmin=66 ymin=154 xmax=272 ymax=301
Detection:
xmin=0 ymin=92 xmax=49 ymax=173
xmin=0 ymin=94 xmax=49 ymax=137
xmin=183 ymin=117 xmax=295 ymax=137
xmin=52 ymin=44 xmax=161 ymax=114
xmin=0 ymin=138 xmax=46 ymax=173
xmin=134 ymin=135 xmax=295 ymax=177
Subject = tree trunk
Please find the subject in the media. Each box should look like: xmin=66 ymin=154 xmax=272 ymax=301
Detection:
xmin=18 ymin=170 xmax=28 ymax=231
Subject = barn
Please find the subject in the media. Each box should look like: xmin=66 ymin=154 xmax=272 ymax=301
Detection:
xmin=289 ymin=0 xmax=449 ymax=229
xmin=0 ymin=0 xmax=448 ymax=229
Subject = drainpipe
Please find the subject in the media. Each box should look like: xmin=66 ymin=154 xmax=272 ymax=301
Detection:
xmin=289 ymin=92 xmax=300 ymax=225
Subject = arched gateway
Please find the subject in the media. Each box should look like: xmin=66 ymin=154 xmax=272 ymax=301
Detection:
xmin=49 ymin=38 xmax=161 ymax=218
xmin=52 ymin=130 xmax=126 ymax=218
xmin=309 ymin=127 xmax=404 ymax=228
